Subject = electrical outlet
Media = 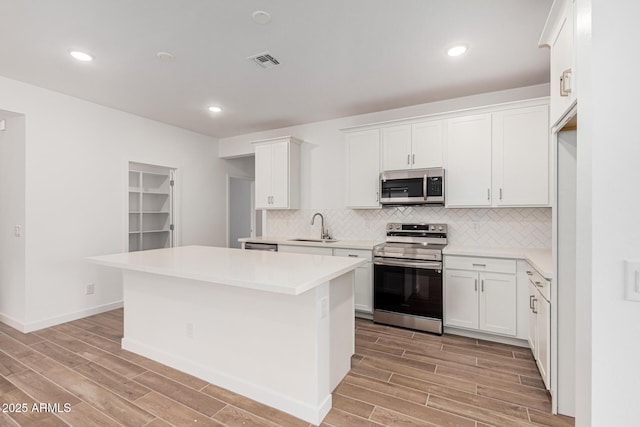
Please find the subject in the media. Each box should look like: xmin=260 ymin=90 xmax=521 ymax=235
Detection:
xmin=14 ymin=225 xmax=21 ymax=237
xmin=86 ymin=283 xmax=95 ymax=295
xmin=186 ymin=322 xmax=194 ymax=339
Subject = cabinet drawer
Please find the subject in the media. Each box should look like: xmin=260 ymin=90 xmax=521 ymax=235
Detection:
xmin=445 ymin=256 xmax=516 ymax=274
xmin=526 ymin=265 xmax=551 ymax=301
xmin=333 ymin=248 xmax=373 ymax=261
xmin=278 ymin=245 xmax=333 ymax=256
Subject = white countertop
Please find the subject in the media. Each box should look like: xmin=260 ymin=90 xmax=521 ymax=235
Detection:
xmin=238 ymin=236 xmax=383 ymax=251
xmin=443 ymin=246 xmax=552 ymax=279
xmin=87 ymin=245 xmax=365 ymax=296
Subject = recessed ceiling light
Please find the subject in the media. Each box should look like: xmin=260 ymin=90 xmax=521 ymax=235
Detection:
xmin=69 ymin=50 xmax=93 ymax=62
xmin=156 ymin=51 xmax=175 ymax=62
xmin=208 ymin=106 xmax=223 ymax=113
xmin=447 ymin=45 xmax=468 ymax=57
xmin=251 ymin=10 xmax=271 ymax=25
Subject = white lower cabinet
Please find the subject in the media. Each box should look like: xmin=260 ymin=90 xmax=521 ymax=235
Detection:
xmin=444 ymin=256 xmax=517 ymax=336
xmin=527 ymin=265 xmax=551 ymax=389
xmin=277 ymin=245 xmax=333 ymax=256
xmin=269 ymin=245 xmax=374 ymax=316
xmin=333 ymin=249 xmax=373 ymax=314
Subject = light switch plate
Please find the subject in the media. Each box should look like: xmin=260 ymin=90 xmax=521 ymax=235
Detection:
xmin=624 ymin=260 xmax=640 ymax=302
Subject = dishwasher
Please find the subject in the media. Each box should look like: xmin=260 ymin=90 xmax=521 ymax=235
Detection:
xmin=244 ymin=242 xmax=278 ymax=252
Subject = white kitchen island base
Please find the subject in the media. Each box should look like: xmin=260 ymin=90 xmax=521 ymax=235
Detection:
xmin=88 ymin=246 xmax=362 ymax=425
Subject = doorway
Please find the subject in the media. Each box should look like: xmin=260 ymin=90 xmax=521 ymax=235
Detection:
xmin=228 ymin=176 xmax=255 ymax=248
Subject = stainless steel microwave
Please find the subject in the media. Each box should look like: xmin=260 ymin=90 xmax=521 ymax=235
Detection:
xmin=380 ymin=168 xmax=445 ymax=205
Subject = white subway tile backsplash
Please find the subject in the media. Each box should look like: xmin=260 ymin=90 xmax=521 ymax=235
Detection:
xmin=266 ymin=206 xmax=551 ymax=248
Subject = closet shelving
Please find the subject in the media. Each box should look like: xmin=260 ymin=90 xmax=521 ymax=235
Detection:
xmin=128 ymin=164 xmax=174 ymax=251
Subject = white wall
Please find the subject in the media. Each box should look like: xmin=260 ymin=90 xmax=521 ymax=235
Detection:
xmin=0 ymin=76 xmax=225 ymax=331
xmin=575 ymin=1 xmax=640 ymax=426
xmin=0 ymin=114 xmax=26 ymax=327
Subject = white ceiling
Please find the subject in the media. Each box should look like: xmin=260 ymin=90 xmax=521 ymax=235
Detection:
xmin=0 ymin=0 xmax=552 ymax=138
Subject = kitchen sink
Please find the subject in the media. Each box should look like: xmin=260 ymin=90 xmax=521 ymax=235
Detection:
xmin=288 ymin=238 xmax=339 ymax=243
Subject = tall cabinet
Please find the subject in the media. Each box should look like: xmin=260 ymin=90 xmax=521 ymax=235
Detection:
xmin=345 ymin=129 xmax=381 ymax=208
xmin=128 ymin=162 xmax=175 ymax=251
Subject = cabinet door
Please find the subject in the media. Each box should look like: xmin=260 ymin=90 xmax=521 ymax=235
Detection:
xmin=412 ymin=120 xmax=443 ymax=169
xmin=549 ymin=0 xmax=575 ymax=125
xmin=354 ymin=264 xmax=373 ymax=313
xmin=479 ymin=272 xmax=517 ymax=336
xmin=446 ymin=114 xmax=492 ymax=207
xmin=382 ymin=125 xmax=412 ymax=171
xmin=445 ymin=270 xmax=479 ymax=329
xmin=492 ymin=105 xmax=549 ymax=206
xmin=334 ymin=249 xmax=373 ymax=313
xmin=269 ymin=141 xmax=289 ymax=208
xmin=254 ymin=144 xmax=272 ymax=209
xmin=345 ymin=129 xmax=381 ymax=208
xmin=528 ymin=281 xmax=538 ymax=359
xmin=537 ymin=295 xmax=551 ymax=389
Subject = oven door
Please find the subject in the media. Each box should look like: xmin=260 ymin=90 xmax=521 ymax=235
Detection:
xmin=373 ymin=258 xmax=443 ymax=333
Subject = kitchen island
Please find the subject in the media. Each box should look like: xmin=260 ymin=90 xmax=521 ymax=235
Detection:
xmin=87 ymin=245 xmax=365 ymax=425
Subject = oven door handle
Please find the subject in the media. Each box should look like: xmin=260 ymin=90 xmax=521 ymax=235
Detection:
xmin=374 ymin=258 xmax=442 ymax=270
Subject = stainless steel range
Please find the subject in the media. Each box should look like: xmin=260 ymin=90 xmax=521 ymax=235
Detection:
xmin=373 ymin=223 xmax=447 ymax=334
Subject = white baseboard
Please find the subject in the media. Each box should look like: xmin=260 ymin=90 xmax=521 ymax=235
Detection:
xmin=0 ymin=312 xmax=26 ymax=332
xmin=0 ymin=301 xmax=124 ymax=333
xmin=122 ymin=337 xmax=332 ymax=425
xmin=444 ymin=326 xmax=530 ymax=348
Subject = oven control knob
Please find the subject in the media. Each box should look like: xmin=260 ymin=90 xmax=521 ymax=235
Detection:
xmin=438 ymin=226 xmax=444 ymax=231
xmin=430 ymin=226 xmax=435 ymax=230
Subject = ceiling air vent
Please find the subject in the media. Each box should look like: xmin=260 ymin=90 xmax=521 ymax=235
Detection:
xmin=248 ymin=52 xmax=280 ymax=69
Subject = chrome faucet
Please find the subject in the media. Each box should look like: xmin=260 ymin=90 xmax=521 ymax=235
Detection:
xmin=311 ymin=213 xmax=331 ymax=240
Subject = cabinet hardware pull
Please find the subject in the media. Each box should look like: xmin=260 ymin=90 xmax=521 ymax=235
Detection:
xmin=532 ymin=299 xmax=538 ymax=314
xmin=348 ymin=254 xmax=358 ymax=258
xmin=474 ymin=279 xmax=478 ymax=291
xmin=487 ymin=189 xmax=490 ymax=200
xmin=560 ymin=68 xmax=572 ymax=96
xmin=412 ymin=154 xmax=415 ymax=164
xmin=407 ymin=154 xmax=410 ymax=165
xmin=472 ymin=263 xmax=486 ymax=267
xmin=376 ymin=191 xmax=379 ymax=202
xmin=526 ymin=271 xmax=533 ymax=276
xmin=535 ymin=281 xmax=543 ymax=288
xmin=481 ymin=280 xmax=484 ymax=292
xmin=529 ymin=295 xmax=535 ymax=309
xmin=500 ymin=188 xmax=503 ymax=200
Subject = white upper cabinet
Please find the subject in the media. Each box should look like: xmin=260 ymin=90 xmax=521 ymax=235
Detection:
xmin=382 ymin=121 xmax=443 ymax=171
xmin=344 ymin=98 xmax=550 ymax=209
xmin=492 ymin=105 xmax=550 ymax=206
xmin=540 ymin=0 xmax=576 ymax=126
xmin=254 ymin=137 xmax=301 ymax=210
xmin=412 ymin=121 xmax=444 ymax=169
xmin=446 ymin=102 xmax=550 ymax=208
xmin=446 ymin=114 xmax=493 ymax=207
xmin=345 ymin=129 xmax=381 ymax=208
xmin=382 ymin=125 xmax=412 ymax=171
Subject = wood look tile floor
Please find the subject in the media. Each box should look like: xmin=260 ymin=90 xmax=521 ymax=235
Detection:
xmin=0 ymin=310 xmax=575 ymax=427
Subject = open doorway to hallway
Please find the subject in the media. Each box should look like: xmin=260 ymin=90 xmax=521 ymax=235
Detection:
xmin=228 ymin=176 xmax=256 ymax=248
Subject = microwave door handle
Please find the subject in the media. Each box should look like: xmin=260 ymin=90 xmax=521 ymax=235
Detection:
xmin=423 ymin=174 xmax=428 ymax=200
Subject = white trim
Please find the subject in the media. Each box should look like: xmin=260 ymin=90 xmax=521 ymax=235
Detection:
xmin=0 ymin=300 xmax=123 ymax=333
xmin=341 ymin=97 xmax=550 ymax=133
xmin=122 ymin=337 xmax=332 ymax=425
